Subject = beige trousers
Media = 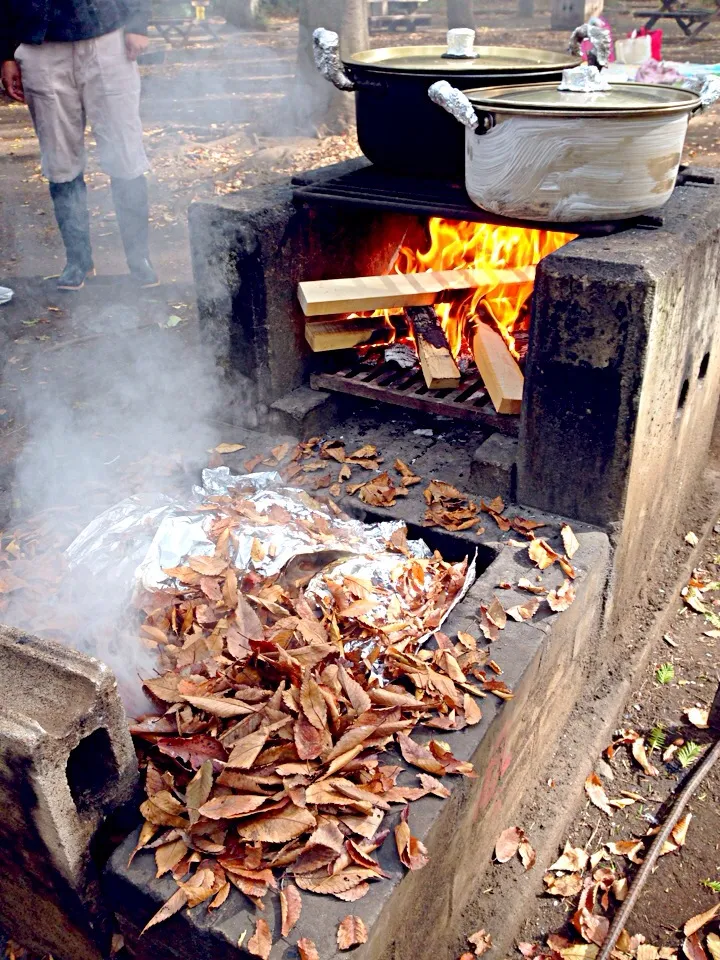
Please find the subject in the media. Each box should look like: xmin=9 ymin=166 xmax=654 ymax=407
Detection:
xmin=15 ymin=29 xmax=149 ymax=183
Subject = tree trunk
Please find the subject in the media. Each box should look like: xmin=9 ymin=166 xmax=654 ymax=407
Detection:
xmin=293 ymin=0 xmax=369 ymax=135
xmin=447 ymin=0 xmax=475 ymax=28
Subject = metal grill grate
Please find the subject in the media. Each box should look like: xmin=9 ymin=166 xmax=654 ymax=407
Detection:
xmin=310 ymin=362 xmax=519 ymax=435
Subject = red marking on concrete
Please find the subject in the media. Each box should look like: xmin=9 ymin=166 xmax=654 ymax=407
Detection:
xmin=472 ymin=723 xmax=514 ymax=822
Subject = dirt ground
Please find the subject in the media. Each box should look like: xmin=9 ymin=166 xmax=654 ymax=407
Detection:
xmin=1 ymin=6 xmax=720 ymax=960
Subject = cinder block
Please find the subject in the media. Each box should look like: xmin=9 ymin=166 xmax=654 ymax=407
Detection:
xmin=468 ymin=433 xmax=518 ymax=501
xmin=0 ymin=626 xmax=139 ymax=960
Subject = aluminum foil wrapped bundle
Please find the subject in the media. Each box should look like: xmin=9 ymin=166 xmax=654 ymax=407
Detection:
xmin=66 ymin=466 xmax=440 ymax=597
xmin=306 ymin=549 xmax=476 ymax=659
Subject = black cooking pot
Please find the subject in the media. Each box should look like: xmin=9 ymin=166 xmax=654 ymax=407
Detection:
xmin=314 ymin=32 xmax=579 ymax=179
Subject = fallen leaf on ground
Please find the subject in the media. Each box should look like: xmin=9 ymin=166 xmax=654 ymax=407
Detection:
xmin=519 ymin=837 xmax=536 ymax=871
xmin=298 ymin=938 xmax=321 ymax=960
xmin=518 ymin=577 xmax=546 ymax=595
xmin=684 ymin=904 xmax=720 ymax=937
xmin=684 ymin=934 xmax=708 ymax=960
xmin=561 ymin=524 xmax=580 ymax=559
xmin=606 ymin=839 xmax=644 ymax=864
xmin=495 ymin=826 xmax=523 ymax=863
xmin=528 ymin=539 xmax=560 ymax=570
xmin=247 ymin=919 xmax=272 ymax=960
xmin=395 ymin=807 xmax=429 ymax=870
xmin=548 ymin=843 xmax=589 ymax=873
xmin=544 ymin=872 xmax=584 ymax=897
xmin=215 ymin=442 xmax=245 ymax=454
xmin=547 ymin=579 xmax=576 ymax=613
xmin=280 ymin=883 xmax=302 ymax=937
xmin=685 ymin=707 xmax=710 ymax=729
xmin=632 ymin=738 xmax=659 ymax=777
xmin=707 ymin=933 xmax=720 ymax=960
xmin=468 ymin=929 xmax=493 ymax=956
xmin=585 ymin=773 xmax=613 ymax=816
xmin=140 ymin=889 xmax=188 ymax=934
xmin=506 ymin=597 xmax=541 ymax=622
xmin=337 ymin=915 xmax=369 ymax=950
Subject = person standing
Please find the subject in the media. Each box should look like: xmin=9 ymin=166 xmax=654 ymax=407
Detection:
xmin=0 ymin=0 xmax=158 ymax=289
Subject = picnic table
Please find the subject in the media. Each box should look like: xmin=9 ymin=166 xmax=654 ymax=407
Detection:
xmin=634 ymin=0 xmax=720 ymax=38
xmin=149 ymin=0 xmax=225 ymax=44
xmin=368 ymin=0 xmax=432 ymax=33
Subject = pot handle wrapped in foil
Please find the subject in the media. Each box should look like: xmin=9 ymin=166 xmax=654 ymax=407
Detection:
xmin=313 ymin=28 xmax=356 ymax=92
xmin=695 ymin=75 xmax=720 ymax=113
xmin=568 ymin=18 xmax=611 ymax=70
xmin=428 ymin=80 xmax=481 ymax=129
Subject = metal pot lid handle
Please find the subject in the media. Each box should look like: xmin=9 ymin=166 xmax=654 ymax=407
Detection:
xmin=568 ymin=18 xmax=611 ymax=70
xmin=313 ymin=28 xmax=355 ymax=91
xmin=442 ymin=28 xmax=478 ymax=59
xmin=429 ymin=80 xmax=479 ymax=128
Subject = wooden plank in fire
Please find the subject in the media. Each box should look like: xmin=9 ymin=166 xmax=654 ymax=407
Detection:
xmin=404 ymin=306 xmax=460 ymax=390
xmin=298 ymin=265 xmax=536 ymax=317
xmin=472 ymin=323 xmax=524 ymax=415
xmin=305 ymin=316 xmax=385 ymax=352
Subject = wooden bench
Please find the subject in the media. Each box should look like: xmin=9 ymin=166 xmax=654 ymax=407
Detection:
xmin=368 ymin=0 xmax=431 ymax=32
xmin=149 ymin=2 xmax=225 ymax=45
xmin=634 ymin=0 xmax=719 ymax=37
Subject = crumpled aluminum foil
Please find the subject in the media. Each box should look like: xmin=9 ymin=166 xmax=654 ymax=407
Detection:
xmin=306 ymin=550 xmax=477 ymax=660
xmin=443 ymin=28 xmax=477 ymax=59
xmin=313 ymin=28 xmax=355 ymax=92
xmin=67 ymin=467 xmax=434 ymax=596
xmin=429 ymin=80 xmax=478 ymax=129
xmin=558 ymin=64 xmax=611 ymax=92
xmin=568 ymin=19 xmax=611 ymax=69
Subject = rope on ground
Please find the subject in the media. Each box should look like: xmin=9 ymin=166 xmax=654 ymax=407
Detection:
xmin=596 ymin=734 xmax=720 ymax=960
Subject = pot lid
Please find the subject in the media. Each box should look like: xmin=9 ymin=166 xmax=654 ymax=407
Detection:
xmin=344 ymin=45 xmax=579 ymax=74
xmin=465 ymin=81 xmax=700 ymax=115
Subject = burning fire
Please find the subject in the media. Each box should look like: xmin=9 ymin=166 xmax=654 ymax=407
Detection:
xmin=398 ymin=218 xmax=576 ymax=359
xmin=364 ymin=218 xmax=575 ymax=362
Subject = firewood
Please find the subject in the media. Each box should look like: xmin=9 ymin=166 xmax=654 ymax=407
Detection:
xmin=472 ymin=323 xmax=524 ymax=415
xmin=405 ymin=306 xmax=460 ymax=390
xmin=305 ymin=317 xmax=386 ymax=352
xmin=298 ymin=266 xmax=536 ymax=317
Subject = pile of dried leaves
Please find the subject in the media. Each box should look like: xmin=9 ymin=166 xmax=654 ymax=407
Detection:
xmin=129 ymin=474 xmax=510 ymax=952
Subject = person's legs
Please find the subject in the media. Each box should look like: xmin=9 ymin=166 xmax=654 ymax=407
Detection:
xmin=80 ymin=30 xmax=157 ymax=286
xmin=14 ymin=41 xmax=93 ymax=289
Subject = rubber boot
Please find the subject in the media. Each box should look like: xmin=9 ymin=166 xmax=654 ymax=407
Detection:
xmin=111 ymin=175 xmax=159 ymax=287
xmin=49 ymin=175 xmax=94 ymax=290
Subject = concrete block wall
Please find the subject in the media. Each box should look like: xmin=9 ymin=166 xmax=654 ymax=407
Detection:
xmin=520 ymin=171 xmax=720 ymax=617
xmin=0 ymin=627 xmax=139 ymax=960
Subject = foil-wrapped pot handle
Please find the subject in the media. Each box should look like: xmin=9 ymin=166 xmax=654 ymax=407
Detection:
xmin=313 ymin=28 xmax=355 ymax=91
xmin=696 ymin=75 xmax=720 ymax=113
xmin=568 ymin=18 xmax=611 ymax=70
xmin=429 ymin=80 xmax=479 ymax=129
xmin=442 ymin=27 xmax=478 ymax=59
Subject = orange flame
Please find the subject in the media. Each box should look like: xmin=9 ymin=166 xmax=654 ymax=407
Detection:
xmin=394 ymin=218 xmax=576 ymax=359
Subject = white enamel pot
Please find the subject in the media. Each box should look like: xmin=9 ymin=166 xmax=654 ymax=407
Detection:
xmin=429 ymin=80 xmax=710 ymax=222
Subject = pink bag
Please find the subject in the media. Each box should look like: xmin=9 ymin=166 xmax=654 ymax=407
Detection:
xmin=633 ymin=26 xmax=663 ymax=59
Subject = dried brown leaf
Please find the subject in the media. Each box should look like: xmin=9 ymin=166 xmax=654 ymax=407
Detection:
xmin=584 ymin=773 xmax=613 ymax=816
xmin=684 ymin=904 xmax=720 ymax=938
xmin=140 ymin=888 xmax=188 ymax=934
xmin=468 ymin=929 xmax=493 ymax=956
xmin=227 ymin=729 xmax=269 ymax=770
xmin=237 ymin=803 xmax=316 ymax=843
xmin=528 ymin=539 xmax=560 ymax=570
xmin=544 ymin=872 xmax=584 ymax=897
xmin=561 ymin=524 xmax=580 ymax=559
xmin=298 ymin=939 xmax=320 ymax=960
xmin=280 ymin=883 xmax=302 ymax=937
xmin=684 ymin=934 xmax=708 ymax=960
xmin=547 ymin=579 xmax=576 ymax=613
xmin=337 ymin=915 xmax=369 ymax=950
xmin=549 ymin=843 xmax=589 ymax=873
xmin=198 ymin=794 xmax=269 ymax=820
xmin=300 ymin=671 xmax=328 ymax=731
xmin=495 ymin=826 xmax=523 ymax=863
xmin=247 ymin=918 xmax=272 ymax=960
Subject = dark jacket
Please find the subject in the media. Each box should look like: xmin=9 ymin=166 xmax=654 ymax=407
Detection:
xmin=0 ymin=0 xmax=150 ymax=62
